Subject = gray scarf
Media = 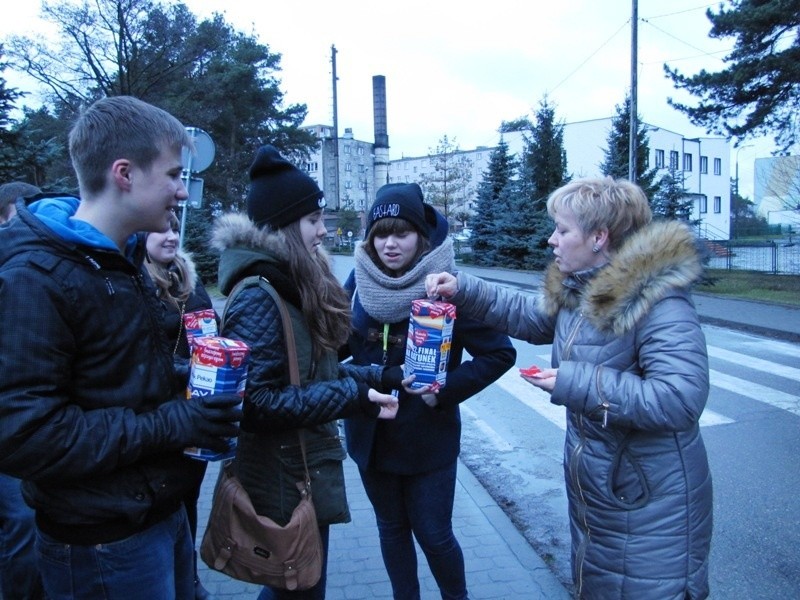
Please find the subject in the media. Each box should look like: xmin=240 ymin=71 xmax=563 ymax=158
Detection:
xmin=354 ymin=237 xmax=456 ymax=323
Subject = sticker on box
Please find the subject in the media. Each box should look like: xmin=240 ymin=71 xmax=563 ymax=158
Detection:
xmin=183 ymin=309 xmax=218 ymax=349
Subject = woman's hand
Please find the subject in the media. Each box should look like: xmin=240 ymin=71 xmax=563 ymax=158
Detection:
xmin=368 ymin=388 xmax=400 ymax=420
xmin=520 ymin=367 xmax=557 ymax=393
xmin=425 ymin=272 xmax=458 ymax=299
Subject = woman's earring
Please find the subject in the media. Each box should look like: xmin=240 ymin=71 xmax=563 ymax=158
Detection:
xmin=592 ymin=244 xmax=601 ymax=254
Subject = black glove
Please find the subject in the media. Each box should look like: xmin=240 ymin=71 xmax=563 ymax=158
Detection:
xmin=381 ymin=366 xmax=404 ymax=392
xmin=156 ymin=393 xmax=242 ymax=452
xmin=356 ymin=382 xmax=381 ymax=418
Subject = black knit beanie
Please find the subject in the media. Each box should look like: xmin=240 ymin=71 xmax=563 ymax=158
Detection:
xmin=246 ymin=145 xmax=326 ymax=229
xmin=365 ymin=183 xmax=433 ymax=238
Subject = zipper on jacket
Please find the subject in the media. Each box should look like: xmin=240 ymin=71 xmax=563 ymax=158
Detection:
xmin=563 ymin=313 xmax=590 ymax=596
xmin=562 ymin=313 xmax=584 ymax=360
xmin=83 ymin=254 xmax=115 ymax=296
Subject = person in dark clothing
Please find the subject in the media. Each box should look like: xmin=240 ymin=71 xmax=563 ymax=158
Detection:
xmin=211 ymin=145 xmax=405 ymax=600
xmin=0 ymin=181 xmax=45 ymax=600
xmin=143 ymin=211 xmax=217 ymax=600
xmin=343 ymin=183 xmax=516 ymax=600
xmin=0 ymin=96 xmax=242 ymax=600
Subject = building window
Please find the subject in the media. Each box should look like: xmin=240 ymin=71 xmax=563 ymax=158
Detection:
xmin=699 ymin=195 xmax=708 ymax=214
xmin=344 ymin=145 xmax=351 ymax=155
xmin=670 ymin=151 xmax=679 ymax=170
xmin=345 ymin=181 xmax=352 ymax=189
xmin=700 ymin=156 xmax=708 ymax=174
xmin=713 ymin=196 xmax=721 ymax=213
xmin=713 ymin=158 xmax=722 ymax=175
xmin=683 ymin=153 xmax=693 ymax=172
xmin=358 ymin=147 xmax=364 ymax=156
xmin=345 ymin=163 xmax=352 ymax=172
xmin=655 ymin=149 xmax=665 ymax=169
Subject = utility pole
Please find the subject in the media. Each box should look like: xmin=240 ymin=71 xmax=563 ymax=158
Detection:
xmin=331 ymin=45 xmax=340 ymax=208
xmin=628 ymin=0 xmax=638 ymax=183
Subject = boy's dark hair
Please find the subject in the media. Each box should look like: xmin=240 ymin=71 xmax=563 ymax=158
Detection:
xmin=68 ymin=96 xmax=192 ymax=197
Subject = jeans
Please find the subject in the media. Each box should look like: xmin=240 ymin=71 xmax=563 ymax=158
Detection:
xmin=0 ymin=474 xmax=44 ymax=600
xmin=35 ymin=506 xmax=194 ymax=600
xmin=257 ymin=525 xmax=330 ymax=600
xmin=359 ymin=461 xmax=467 ymax=600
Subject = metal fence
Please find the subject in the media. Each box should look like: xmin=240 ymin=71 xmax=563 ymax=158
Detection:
xmin=704 ymin=240 xmax=800 ymax=274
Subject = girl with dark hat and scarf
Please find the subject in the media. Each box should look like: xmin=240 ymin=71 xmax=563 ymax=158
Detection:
xmin=343 ymin=183 xmax=516 ymax=600
xmin=211 ymin=146 xmax=407 ymax=600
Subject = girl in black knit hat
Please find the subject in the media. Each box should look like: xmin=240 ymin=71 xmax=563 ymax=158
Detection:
xmin=211 ymin=145 xmax=411 ymax=600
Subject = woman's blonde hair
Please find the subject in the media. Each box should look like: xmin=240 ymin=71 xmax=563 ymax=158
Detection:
xmin=144 ymin=213 xmax=192 ymax=309
xmin=546 ymin=176 xmax=652 ymax=250
xmin=282 ymin=221 xmax=352 ymax=358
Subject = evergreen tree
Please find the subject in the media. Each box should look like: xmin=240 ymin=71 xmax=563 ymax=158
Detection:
xmin=0 ymin=48 xmax=25 ymax=181
xmin=471 ymin=138 xmax=516 ymax=266
xmin=600 ymin=94 xmax=658 ymax=198
xmin=493 ymin=97 xmax=564 ymax=269
xmin=665 ymin=0 xmax=800 ymax=152
xmin=652 ymin=166 xmax=696 ymax=222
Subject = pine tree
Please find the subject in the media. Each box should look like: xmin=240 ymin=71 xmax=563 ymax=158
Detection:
xmin=652 ymin=166 xmax=696 ymax=223
xmin=493 ymin=98 xmax=566 ymax=269
xmin=471 ymin=138 xmax=516 ymax=266
xmin=600 ymin=94 xmax=658 ymax=199
xmin=665 ymin=0 xmax=800 ymax=152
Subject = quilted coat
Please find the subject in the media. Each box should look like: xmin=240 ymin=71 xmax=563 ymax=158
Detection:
xmin=449 ymin=220 xmax=713 ymax=599
xmin=212 ymin=213 xmax=388 ymax=526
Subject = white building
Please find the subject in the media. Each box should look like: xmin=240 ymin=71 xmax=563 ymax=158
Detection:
xmin=304 ymin=118 xmax=732 ymax=240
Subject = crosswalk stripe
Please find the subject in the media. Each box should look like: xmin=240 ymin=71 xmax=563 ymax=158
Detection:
xmin=707 ymin=346 xmax=800 ymax=381
xmin=709 ymin=369 xmax=800 ymax=416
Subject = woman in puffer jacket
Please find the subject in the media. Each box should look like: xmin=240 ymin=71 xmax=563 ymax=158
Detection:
xmin=426 ymin=177 xmax=713 ymax=599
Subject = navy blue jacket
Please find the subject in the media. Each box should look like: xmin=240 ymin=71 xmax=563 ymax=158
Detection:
xmin=343 ymin=212 xmax=515 ymax=475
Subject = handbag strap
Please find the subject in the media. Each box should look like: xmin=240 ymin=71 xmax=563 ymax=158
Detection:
xmin=222 ymin=275 xmax=310 ymax=486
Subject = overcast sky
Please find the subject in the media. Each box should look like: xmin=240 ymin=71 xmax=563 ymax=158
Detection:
xmin=1 ymin=0 xmax=778 ymax=198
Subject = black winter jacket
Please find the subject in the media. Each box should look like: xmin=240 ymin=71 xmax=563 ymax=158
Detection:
xmin=0 ymin=198 xmax=206 ymax=544
xmin=212 ymin=213 xmax=389 ymax=525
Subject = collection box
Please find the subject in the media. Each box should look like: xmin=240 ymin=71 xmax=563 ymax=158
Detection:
xmin=403 ymin=299 xmax=456 ymax=392
xmin=184 ymin=336 xmax=249 ymax=461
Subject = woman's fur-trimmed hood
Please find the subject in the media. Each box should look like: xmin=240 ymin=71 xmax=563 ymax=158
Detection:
xmin=211 ymin=212 xmax=290 ymax=295
xmin=542 ymin=220 xmax=703 ymax=335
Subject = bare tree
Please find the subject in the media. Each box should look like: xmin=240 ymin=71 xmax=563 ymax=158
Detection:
xmin=756 ymin=155 xmax=800 ymax=227
xmin=418 ymin=134 xmax=473 ymax=229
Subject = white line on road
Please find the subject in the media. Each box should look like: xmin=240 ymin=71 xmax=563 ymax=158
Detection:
xmin=710 ymin=369 xmax=800 ymax=416
xmin=707 ymin=346 xmax=800 ymax=382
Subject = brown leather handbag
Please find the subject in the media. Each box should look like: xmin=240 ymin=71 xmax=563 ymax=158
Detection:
xmin=200 ymin=276 xmax=323 ymax=590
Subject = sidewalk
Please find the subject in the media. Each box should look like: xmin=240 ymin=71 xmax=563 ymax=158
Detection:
xmin=196 ymin=456 xmax=571 ymax=599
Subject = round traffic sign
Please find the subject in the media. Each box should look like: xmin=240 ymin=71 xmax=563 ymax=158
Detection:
xmin=181 ymin=127 xmax=215 ymax=173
